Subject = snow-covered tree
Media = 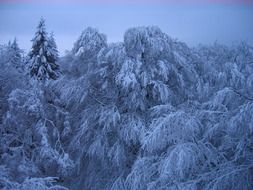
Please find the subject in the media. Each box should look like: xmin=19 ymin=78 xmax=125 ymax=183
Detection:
xmin=48 ymin=32 xmax=59 ymax=65
xmin=28 ymin=18 xmax=59 ymax=81
xmin=0 ymin=85 xmax=74 ymax=189
xmin=1 ymin=25 xmax=253 ymax=190
xmin=0 ymin=39 xmax=23 ymax=69
xmin=9 ymin=38 xmax=23 ymax=69
xmin=72 ymin=27 xmax=107 ymax=60
xmin=0 ymin=43 xmax=28 ymax=125
xmin=66 ymin=27 xmax=107 ymax=76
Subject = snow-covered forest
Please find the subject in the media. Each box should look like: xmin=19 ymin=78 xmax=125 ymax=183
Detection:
xmin=0 ymin=19 xmax=253 ymax=190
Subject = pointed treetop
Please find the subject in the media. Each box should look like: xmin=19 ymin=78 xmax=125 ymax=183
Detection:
xmin=38 ymin=17 xmax=46 ymax=29
xmin=11 ymin=38 xmax=19 ymax=50
xmin=37 ymin=18 xmax=46 ymax=34
xmin=49 ymin=32 xmax=57 ymax=46
xmin=7 ymin=40 xmax=11 ymax=47
xmin=28 ymin=18 xmax=59 ymax=81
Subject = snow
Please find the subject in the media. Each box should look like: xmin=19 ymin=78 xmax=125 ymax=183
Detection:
xmin=29 ymin=19 xmax=59 ymax=81
xmin=1 ymin=24 xmax=253 ymax=190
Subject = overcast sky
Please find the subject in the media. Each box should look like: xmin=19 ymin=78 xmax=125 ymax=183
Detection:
xmin=0 ymin=0 xmax=253 ymax=55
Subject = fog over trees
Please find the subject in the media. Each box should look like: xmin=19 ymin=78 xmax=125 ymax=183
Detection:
xmin=0 ymin=19 xmax=253 ymax=190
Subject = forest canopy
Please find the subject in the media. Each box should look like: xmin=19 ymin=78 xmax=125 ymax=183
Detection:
xmin=0 ymin=19 xmax=253 ymax=190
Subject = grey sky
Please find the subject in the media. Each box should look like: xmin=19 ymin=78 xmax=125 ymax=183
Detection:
xmin=0 ymin=2 xmax=253 ymax=55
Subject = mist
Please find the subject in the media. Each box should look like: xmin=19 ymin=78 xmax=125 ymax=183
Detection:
xmin=1 ymin=1 xmax=253 ymax=55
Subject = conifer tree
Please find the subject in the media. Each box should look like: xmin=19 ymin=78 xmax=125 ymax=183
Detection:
xmin=48 ymin=32 xmax=59 ymax=64
xmin=9 ymin=38 xmax=22 ymax=68
xmin=28 ymin=18 xmax=59 ymax=80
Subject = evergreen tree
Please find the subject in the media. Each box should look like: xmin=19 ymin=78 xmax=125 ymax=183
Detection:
xmin=28 ymin=18 xmax=59 ymax=81
xmin=9 ymin=38 xmax=23 ymax=69
xmin=48 ymin=32 xmax=59 ymax=64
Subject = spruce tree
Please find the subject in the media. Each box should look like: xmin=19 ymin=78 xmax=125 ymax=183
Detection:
xmin=28 ymin=18 xmax=59 ymax=80
xmin=9 ymin=38 xmax=22 ymax=68
xmin=48 ymin=32 xmax=59 ymax=65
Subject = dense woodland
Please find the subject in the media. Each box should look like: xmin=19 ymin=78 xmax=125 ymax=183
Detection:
xmin=0 ymin=19 xmax=253 ymax=190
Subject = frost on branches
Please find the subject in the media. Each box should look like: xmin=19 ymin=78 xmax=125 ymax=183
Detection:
xmin=0 ymin=23 xmax=253 ymax=190
xmin=28 ymin=18 xmax=59 ymax=81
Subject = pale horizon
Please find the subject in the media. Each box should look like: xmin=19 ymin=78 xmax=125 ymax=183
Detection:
xmin=1 ymin=1 xmax=253 ymax=55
